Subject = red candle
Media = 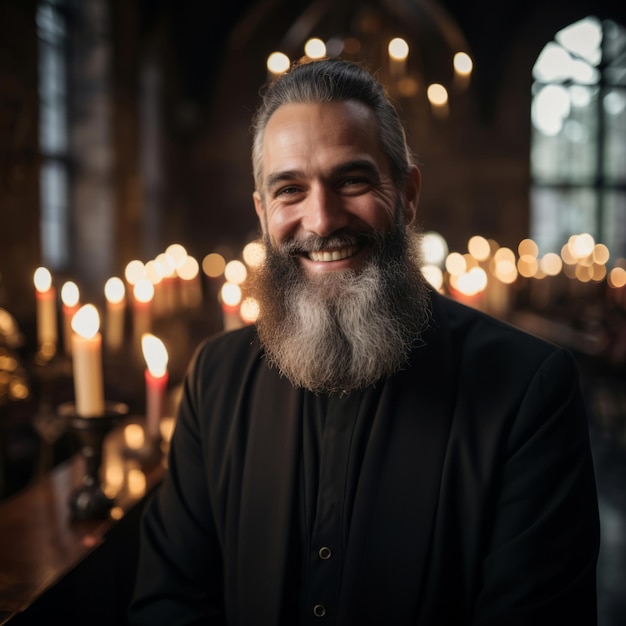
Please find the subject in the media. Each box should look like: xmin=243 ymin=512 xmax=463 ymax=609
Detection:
xmin=220 ymin=282 xmax=243 ymax=331
xmin=141 ymin=333 xmax=169 ymax=440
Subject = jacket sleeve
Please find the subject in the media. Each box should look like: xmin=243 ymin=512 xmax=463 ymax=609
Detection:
xmin=128 ymin=342 xmax=227 ymax=625
xmin=472 ymin=348 xmax=600 ymax=625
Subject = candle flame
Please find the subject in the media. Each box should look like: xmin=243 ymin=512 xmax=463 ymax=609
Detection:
xmin=240 ymin=297 xmax=260 ymax=323
xmin=142 ymin=333 xmax=168 ymax=376
xmin=609 ymin=267 xmax=626 ymax=288
xmin=154 ymin=253 xmax=176 ymax=278
xmin=33 ymin=267 xmax=52 ymax=292
xmin=221 ymin=282 xmax=242 ymax=307
xmin=144 ymin=260 xmax=164 ymax=284
xmin=71 ymin=304 xmax=100 ymax=339
xmin=224 ymin=260 xmax=247 ymax=285
xmin=388 ymin=37 xmax=409 ymax=61
xmin=455 ymin=267 xmax=488 ymax=296
xmin=267 ymin=51 xmax=290 ymax=76
xmin=165 ymin=243 xmax=188 ymax=268
xmin=427 ymin=83 xmax=448 ymax=106
xmin=176 ymin=255 xmax=199 ymax=280
xmin=104 ymin=276 xmax=126 ymax=303
xmin=124 ymin=259 xmax=146 ymax=285
xmin=202 ymin=252 xmax=226 ymax=278
xmin=61 ymin=281 xmax=80 ymax=307
xmin=242 ymin=241 xmax=266 ymax=268
xmin=134 ymin=278 xmax=155 ymax=303
xmin=453 ymin=52 xmax=473 ymax=76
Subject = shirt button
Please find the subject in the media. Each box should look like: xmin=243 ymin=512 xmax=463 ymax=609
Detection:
xmin=313 ymin=604 xmax=326 ymax=617
xmin=318 ymin=546 xmax=332 ymax=560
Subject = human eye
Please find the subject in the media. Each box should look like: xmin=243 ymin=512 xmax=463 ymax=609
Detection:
xmin=274 ymin=184 xmax=303 ymax=200
xmin=338 ymin=175 xmax=372 ymax=195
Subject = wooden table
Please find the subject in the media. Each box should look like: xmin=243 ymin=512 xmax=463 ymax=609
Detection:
xmin=0 ymin=415 xmax=168 ymax=625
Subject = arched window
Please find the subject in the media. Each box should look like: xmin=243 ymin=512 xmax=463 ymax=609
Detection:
xmin=37 ymin=0 xmax=70 ymax=271
xmin=530 ymin=16 xmax=626 ymax=261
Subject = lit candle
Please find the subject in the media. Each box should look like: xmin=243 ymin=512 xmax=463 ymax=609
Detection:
xmin=61 ymin=281 xmax=80 ymax=357
xmin=141 ymin=333 xmax=168 ymax=441
xmin=145 ymin=259 xmax=166 ymax=316
xmin=266 ymin=51 xmax=290 ymax=82
xmin=453 ymin=51 xmax=473 ymax=92
xmin=448 ymin=267 xmax=488 ymax=310
xmin=427 ymin=83 xmax=449 ymax=119
xmin=104 ymin=277 xmax=126 ymax=352
xmin=202 ymin=252 xmax=226 ymax=304
xmin=33 ymin=266 xmax=58 ymax=358
xmin=132 ymin=278 xmax=154 ymax=359
xmin=220 ymin=281 xmax=243 ymax=331
xmin=388 ymin=37 xmax=409 ymax=80
xmin=155 ymin=252 xmax=178 ymax=313
xmin=71 ymin=304 xmax=105 ymax=417
xmin=240 ymin=296 xmax=260 ymax=325
xmin=124 ymin=259 xmax=146 ymax=290
xmin=176 ymin=255 xmax=202 ymax=309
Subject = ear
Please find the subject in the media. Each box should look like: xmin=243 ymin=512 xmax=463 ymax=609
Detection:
xmin=253 ymin=191 xmax=266 ymax=233
xmin=402 ymin=165 xmax=421 ymax=226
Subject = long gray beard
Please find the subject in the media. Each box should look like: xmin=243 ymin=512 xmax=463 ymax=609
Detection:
xmin=250 ymin=224 xmax=432 ymax=394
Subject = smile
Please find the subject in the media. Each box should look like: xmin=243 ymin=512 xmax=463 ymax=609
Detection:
xmin=307 ymin=245 xmax=358 ymax=262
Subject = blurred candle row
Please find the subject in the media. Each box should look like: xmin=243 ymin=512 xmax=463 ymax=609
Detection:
xmin=32 ymin=230 xmax=626 ymax=421
xmin=420 ymin=231 xmax=626 ymax=316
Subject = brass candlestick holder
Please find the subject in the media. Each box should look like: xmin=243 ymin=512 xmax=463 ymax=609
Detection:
xmin=58 ymin=401 xmax=129 ymax=520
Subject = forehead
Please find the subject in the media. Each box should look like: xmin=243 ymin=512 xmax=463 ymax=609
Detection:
xmin=261 ymin=100 xmax=385 ymax=176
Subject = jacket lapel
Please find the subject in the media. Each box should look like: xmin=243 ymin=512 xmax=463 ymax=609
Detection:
xmin=236 ymin=365 xmax=301 ymax=625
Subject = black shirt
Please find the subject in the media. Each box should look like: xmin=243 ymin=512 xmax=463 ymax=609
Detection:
xmin=283 ymin=387 xmax=381 ymax=624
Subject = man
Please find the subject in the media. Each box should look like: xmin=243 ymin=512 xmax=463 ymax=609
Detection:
xmin=129 ymin=59 xmax=600 ymax=625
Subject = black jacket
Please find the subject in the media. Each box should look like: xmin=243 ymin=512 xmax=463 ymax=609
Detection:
xmin=129 ymin=291 xmax=600 ymax=625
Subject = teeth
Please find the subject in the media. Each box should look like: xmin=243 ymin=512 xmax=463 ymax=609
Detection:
xmin=309 ymin=246 xmax=356 ymax=262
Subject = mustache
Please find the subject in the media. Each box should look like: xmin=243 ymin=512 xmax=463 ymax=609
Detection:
xmin=274 ymin=228 xmax=383 ymax=257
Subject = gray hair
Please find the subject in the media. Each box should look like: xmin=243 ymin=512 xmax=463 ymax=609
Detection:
xmin=251 ymin=59 xmax=414 ymax=195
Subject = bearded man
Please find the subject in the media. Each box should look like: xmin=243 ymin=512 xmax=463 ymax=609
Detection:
xmin=129 ymin=59 xmax=599 ymax=625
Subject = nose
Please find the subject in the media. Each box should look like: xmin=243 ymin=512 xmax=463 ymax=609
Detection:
xmin=300 ymin=184 xmax=350 ymax=237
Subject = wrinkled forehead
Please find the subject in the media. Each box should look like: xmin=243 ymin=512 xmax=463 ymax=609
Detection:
xmin=260 ymin=100 xmax=386 ymax=180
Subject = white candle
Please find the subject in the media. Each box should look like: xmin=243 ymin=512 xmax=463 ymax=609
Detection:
xmin=133 ymin=279 xmax=154 ymax=338
xmin=104 ymin=277 xmax=126 ymax=352
xmin=388 ymin=37 xmax=409 ymax=80
xmin=33 ymin=267 xmax=58 ymax=355
xmin=61 ymin=281 xmax=80 ymax=357
xmin=71 ymin=304 xmax=105 ymax=417
xmin=176 ymin=255 xmax=202 ymax=308
xmin=155 ymin=252 xmax=178 ymax=313
xmin=427 ymin=83 xmax=449 ymax=119
xmin=141 ymin=333 xmax=168 ymax=440
xmin=453 ymin=51 xmax=473 ymax=92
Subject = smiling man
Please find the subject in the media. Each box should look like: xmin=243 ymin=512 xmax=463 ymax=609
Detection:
xmin=129 ymin=59 xmax=600 ymax=625
xmin=251 ymin=97 xmax=430 ymax=393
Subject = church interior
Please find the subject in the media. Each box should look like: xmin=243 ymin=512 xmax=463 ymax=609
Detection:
xmin=0 ymin=0 xmax=625 ymax=623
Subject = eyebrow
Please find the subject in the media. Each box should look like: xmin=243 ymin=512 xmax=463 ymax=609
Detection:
xmin=264 ymin=159 xmax=381 ymax=191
